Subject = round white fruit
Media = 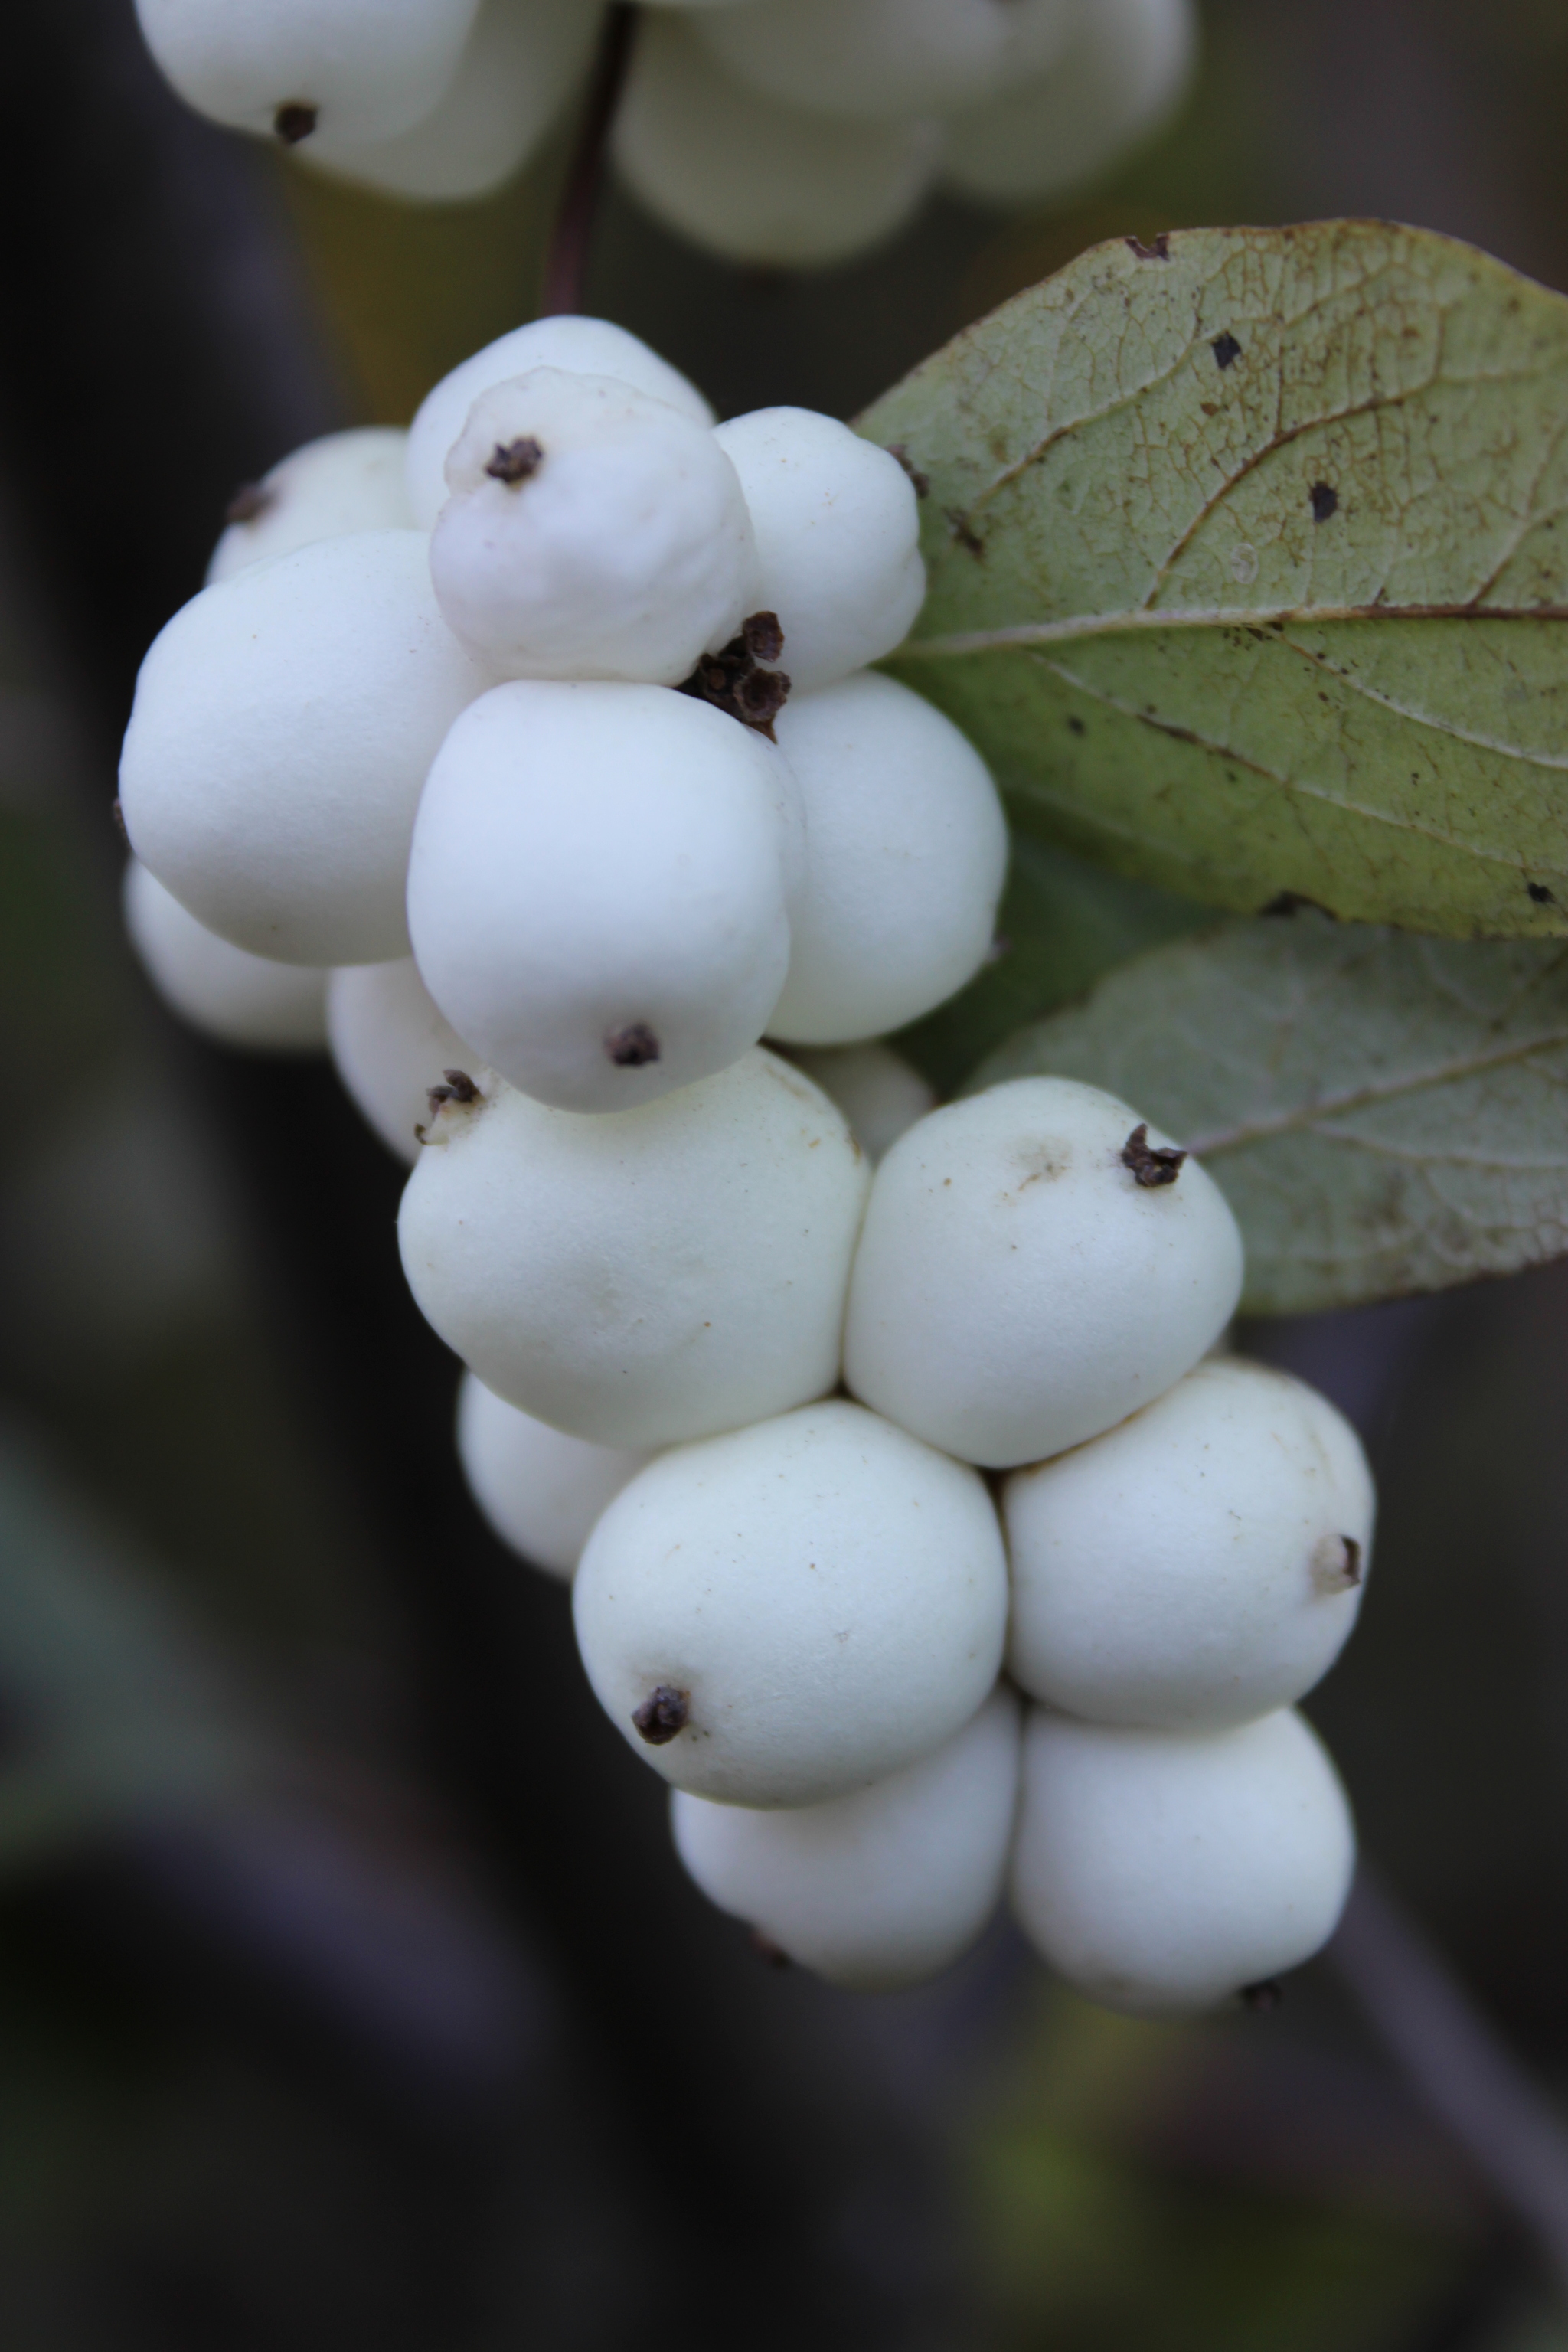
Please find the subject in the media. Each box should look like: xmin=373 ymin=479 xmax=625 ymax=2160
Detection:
xmin=407 ymin=682 xmax=802 ymax=1112
xmin=712 ymin=410 xmax=925 ymax=693
xmin=122 ymin=861 xmax=327 ymax=1052
xmin=430 ymin=370 xmax=755 ymax=684
xmin=297 ymin=0 xmax=602 ymax=203
xmin=326 ymin=959 xmax=471 ymax=1165
xmin=406 ymin=317 xmax=714 ymax=530
xmin=207 ymin=429 xmax=413 ymax=585
xmin=944 ymin=0 xmax=1196 ymax=205
xmin=456 ymin=1372 xmax=652 ymax=1579
xmin=1004 ymin=1357 xmax=1376 ymax=1731
xmin=1011 ymin=1705 xmax=1356 ymax=2016
xmin=397 ymin=1049 xmax=869 ymax=1448
xmin=786 ymin=1044 xmax=933 ymax=1163
xmin=844 ymin=1077 xmax=1244 ymax=1470
xmin=119 ymin=531 xmax=487 ymax=966
xmin=574 ymin=1399 xmax=1009 ymax=1807
xmin=612 ymin=13 xmax=941 ymax=269
xmin=695 ymin=0 xmax=1074 ymax=122
xmin=134 ymin=0 xmax=480 ymax=143
xmin=765 ymin=672 xmax=1007 ymax=1044
xmin=671 ymin=1682 xmax=1021 ymax=1988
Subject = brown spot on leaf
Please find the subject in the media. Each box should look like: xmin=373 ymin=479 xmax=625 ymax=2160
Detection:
xmin=1121 ymin=1124 xmax=1187 ymax=1188
xmin=273 ymin=102 xmax=318 ymax=144
xmin=1067 ymin=715 xmax=1086 ymax=736
xmin=1527 ymin=881 xmax=1556 ymax=905
xmin=946 ymin=508 xmax=985 ymax=558
xmin=1310 ymin=482 xmax=1339 ymax=523
xmin=887 ymin=444 xmax=931 ymax=498
xmin=632 ymin=1686 xmax=689 ymax=1745
xmin=606 ymin=1022 xmax=661 ymax=1068
xmin=486 ymin=436 xmax=544 ymax=485
xmin=1125 ymin=233 xmax=1171 ymax=260
xmin=426 ymin=1068 xmax=479 ymax=1116
xmin=1260 ymin=890 xmax=1334 ymax=919
xmin=1211 ymin=331 xmax=1243 ymax=369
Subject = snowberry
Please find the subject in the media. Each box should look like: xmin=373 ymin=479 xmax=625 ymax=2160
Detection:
xmin=397 ymin=1049 xmax=869 ymax=1448
xmin=695 ymin=0 xmax=1074 ymax=123
xmin=133 ymin=0 xmax=479 ymax=145
xmin=712 ymin=410 xmax=925 ymax=693
xmin=119 ymin=531 xmax=487 ymax=966
xmin=1004 ymin=1357 xmax=1376 ymax=1732
xmin=326 ymin=959 xmax=471 ymax=1165
xmin=456 ymin=1372 xmax=652 ymax=1580
xmin=407 ymin=681 xmax=802 ymax=1112
xmin=844 ymin=1078 xmax=1244 ymax=1470
xmin=765 ymin=672 xmax=1007 ymax=1044
xmin=122 ymin=861 xmax=327 ymax=1052
xmin=944 ymin=0 xmax=1196 ymax=205
xmin=430 ymin=370 xmax=755 ymax=684
xmin=1011 ymin=1706 xmax=1355 ymax=2016
xmin=612 ymin=13 xmax=941 ymax=269
xmin=206 ymin=429 xmax=413 ymax=585
xmin=671 ymin=1682 xmax=1021 ymax=1988
xmin=573 ymin=1399 xmax=1009 ymax=1807
xmin=785 ymin=1044 xmax=934 ymax=1163
xmin=406 ymin=318 xmax=714 ymax=530
xmin=297 ymin=0 xmax=603 ymax=204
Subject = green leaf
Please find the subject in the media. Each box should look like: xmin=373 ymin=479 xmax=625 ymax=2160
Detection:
xmin=973 ymin=914 xmax=1568 ymax=1315
xmin=896 ymin=835 xmax=1205 ymax=1096
xmin=862 ymin=222 xmax=1568 ymax=940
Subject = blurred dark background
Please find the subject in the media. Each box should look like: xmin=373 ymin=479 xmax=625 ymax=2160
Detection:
xmin=2 ymin=2 xmax=1568 ymax=2344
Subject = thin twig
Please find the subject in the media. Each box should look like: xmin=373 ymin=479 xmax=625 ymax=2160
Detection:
xmin=1331 ymin=1867 xmax=1568 ymax=2301
xmin=539 ymin=2 xmax=638 ymax=318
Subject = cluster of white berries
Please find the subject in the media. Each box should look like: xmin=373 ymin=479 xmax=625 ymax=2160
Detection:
xmin=120 ymin=310 xmax=1370 ymax=2020
xmin=132 ymin=0 xmax=1195 ymax=260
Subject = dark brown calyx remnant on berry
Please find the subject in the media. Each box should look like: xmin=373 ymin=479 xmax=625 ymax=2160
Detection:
xmin=224 ymin=480 xmax=275 ymax=527
xmin=606 ymin=1022 xmax=661 ymax=1068
xmin=273 ymin=102 xmax=318 ymax=144
xmin=632 ymin=1686 xmax=690 ymax=1745
xmin=678 ymin=610 xmax=791 ymax=740
xmin=426 ymin=1067 xmax=480 ymax=1116
xmin=887 ymin=443 xmax=931 ymax=498
xmin=486 ymin=436 xmax=544 ymax=485
xmin=1121 ymin=1123 xmax=1187 ymax=1188
xmin=1241 ymin=1978 xmax=1284 ymax=2013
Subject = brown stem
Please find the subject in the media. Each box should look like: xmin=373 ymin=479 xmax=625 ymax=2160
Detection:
xmin=539 ymin=2 xmax=638 ymax=318
xmin=1331 ymin=1869 xmax=1568 ymax=2299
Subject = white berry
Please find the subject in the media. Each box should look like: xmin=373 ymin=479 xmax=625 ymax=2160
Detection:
xmin=573 ymin=1399 xmax=1009 ymax=1807
xmin=207 ymin=429 xmax=413 ymax=585
xmin=844 ymin=1077 xmax=1244 ymax=1469
xmin=456 ymin=1372 xmax=652 ymax=1580
xmin=695 ymin=0 xmax=1074 ymax=122
xmin=943 ymin=0 xmax=1196 ymax=206
xmin=406 ymin=317 xmax=714 ymax=530
xmin=671 ymin=1682 xmax=1021 ymax=1988
xmin=1004 ymin=1357 xmax=1375 ymax=1731
xmin=119 ymin=531 xmax=487 ymax=965
xmin=296 ymin=0 xmax=602 ymax=204
xmin=612 ymin=13 xmax=941 ymax=270
xmin=1011 ymin=1706 xmax=1355 ymax=2016
xmin=407 ymin=681 xmax=802 ymax=1112
xmin=713 ymin=409 xmax=925 ymax=692
xmin=766 ymin=671 xmax=1007 ymax=1044
xmin=397 ymin=1050 xmax=869 ymax=1447
xmin=326 ymin=959 xmax=471 ymax=1165
xmin=430 ymin=369 xmax=755 ymax=684
xmin=122 ymin=861 xmax=326 ymax=1052
xmin=785 ymin=1044 xmax=934 ymax=1163
xmin=133 ymin=0 xmax=480 ymax=144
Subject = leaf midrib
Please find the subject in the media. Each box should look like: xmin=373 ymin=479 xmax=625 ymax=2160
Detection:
xmin=899 ymin=603 xmax=1568 ymax=659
